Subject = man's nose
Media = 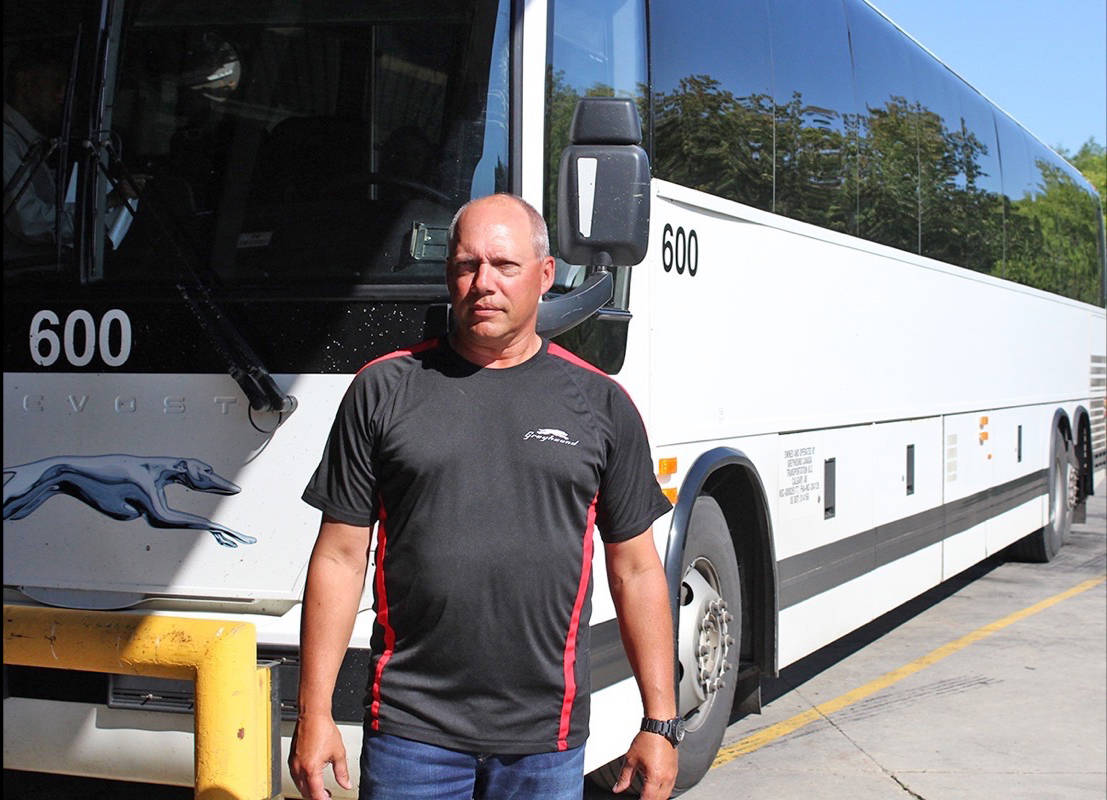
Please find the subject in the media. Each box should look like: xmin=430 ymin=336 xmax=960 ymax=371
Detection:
xmin=471 ymin=261 xmax=495 ymax=293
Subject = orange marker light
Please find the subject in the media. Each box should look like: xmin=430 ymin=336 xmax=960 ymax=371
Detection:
xmin=658 ymin=457 xmax=678 ymax=476
xmin=979 ymin=431 xmax=989 ymax=443
xmin=662 ymin=488 xmax=678 ymax=504
xmin=979 ymin=416 xmax=989 ymax=427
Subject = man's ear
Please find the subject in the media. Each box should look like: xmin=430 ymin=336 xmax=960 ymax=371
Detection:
xmin=540 ymin=256 xmax=556 ymax=294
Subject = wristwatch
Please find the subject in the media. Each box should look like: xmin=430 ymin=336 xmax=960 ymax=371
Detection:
xmin=641 ymin=716 xmax=686 ymax=748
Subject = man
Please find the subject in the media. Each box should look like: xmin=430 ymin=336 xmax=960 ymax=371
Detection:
xmin=292 ymin=193 xmax=679 ymax=799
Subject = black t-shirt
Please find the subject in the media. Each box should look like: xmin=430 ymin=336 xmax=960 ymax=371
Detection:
xmin=302 ymin=338 xmax=671 ymax=754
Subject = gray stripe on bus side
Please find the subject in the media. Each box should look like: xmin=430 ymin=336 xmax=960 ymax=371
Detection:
xmin=589 ymin=469 xmax=1048 ymax=690
xmin=779 ymin=470 xmax=1048 ymax=608
xmin=589 ymin=618 xmax=630 ymax=692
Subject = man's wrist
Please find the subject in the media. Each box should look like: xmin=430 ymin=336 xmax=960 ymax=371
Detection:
xmin=641 ymin=716 xmax=685 ymax=748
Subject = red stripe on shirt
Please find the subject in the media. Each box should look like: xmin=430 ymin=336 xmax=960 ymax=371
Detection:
xmin=369 ymin=503 xmax=396 ymax=731
xmin=356 ymin=337 xmax=440 ymax=375
xmin=547 ymin=342 xmax=607 ymax=377
xmin=557 ymin=491 xmax=599 ymax=750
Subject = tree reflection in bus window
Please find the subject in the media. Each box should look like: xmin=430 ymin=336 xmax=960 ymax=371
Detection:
xmin=845 ymin=0 xmax=920 ymax=255
xmin=770 ymin=0 xmax=857 ymax=234
xmin=650 ymin=0 xmax=774 ymax=214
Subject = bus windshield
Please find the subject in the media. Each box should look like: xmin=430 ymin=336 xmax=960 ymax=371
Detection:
xmin=5 ymin=0 xmax=511 ymax=288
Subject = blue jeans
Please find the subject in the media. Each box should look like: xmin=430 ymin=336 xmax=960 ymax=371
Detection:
xmin=359 ymin=730 xmax=585 ymax=800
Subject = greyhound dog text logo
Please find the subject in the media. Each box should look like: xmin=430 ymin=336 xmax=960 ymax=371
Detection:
xmin=3 ymin=454 xmax=256 ymax=547
xmin=523 ymin=427 xmax=580 ymax=446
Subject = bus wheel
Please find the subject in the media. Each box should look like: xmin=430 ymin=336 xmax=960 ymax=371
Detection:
xmin=673 ymin=494 xmax=741 ymax=792
xmin=1012 ymin=428 xmax=1076 ymax=562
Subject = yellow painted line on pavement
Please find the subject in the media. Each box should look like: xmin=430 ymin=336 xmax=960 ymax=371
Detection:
xmin=712 ymin=573 xmax=1107 ymax=768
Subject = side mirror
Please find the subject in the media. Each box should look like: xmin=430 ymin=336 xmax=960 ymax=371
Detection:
xmin=557 ymin=97 xmax=650 ymax=267
xmin=538 ymin=98 xmax=650 ymax=338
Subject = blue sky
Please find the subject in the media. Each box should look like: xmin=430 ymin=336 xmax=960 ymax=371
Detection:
xmin=872 ymin=0 xmax=1107 ymax=154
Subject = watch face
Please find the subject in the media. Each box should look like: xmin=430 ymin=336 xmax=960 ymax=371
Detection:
xmin=673 ymin=720 xmax=686 ymax=743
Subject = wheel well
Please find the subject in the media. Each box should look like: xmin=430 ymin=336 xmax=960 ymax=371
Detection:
xmin=665 ymin=448 xmax=779 ymax=678
xmin=702 ymin=465 xmax=778 ymax=676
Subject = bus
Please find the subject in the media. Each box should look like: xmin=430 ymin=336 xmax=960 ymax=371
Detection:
xmin=4 ymin=0 xmax=1104 ymax=795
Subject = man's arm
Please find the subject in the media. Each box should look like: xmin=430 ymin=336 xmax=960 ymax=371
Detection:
xmin=289 ymin=516 xmax=372 ymax=800
xmin=605 ymin=527 xmax=679 ymax=800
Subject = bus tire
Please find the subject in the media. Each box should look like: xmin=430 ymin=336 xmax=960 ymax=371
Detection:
xmin=1011 ymin=428 xmax=1076 ymax=562
xmin=588 ymin=495 xmax=740 ymax=796
xmin=673 ymin=494 xmax=742 ymax=792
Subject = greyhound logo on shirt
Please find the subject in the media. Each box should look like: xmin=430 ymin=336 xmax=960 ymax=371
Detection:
xmin=3 ymin=454 xmax=256 ymax=548
xmin=523 ymin=428 xmax=580 ymax=446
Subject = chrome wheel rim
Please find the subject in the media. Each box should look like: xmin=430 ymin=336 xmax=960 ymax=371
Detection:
xmin=677 ymin=556 xmax=734 ymax=732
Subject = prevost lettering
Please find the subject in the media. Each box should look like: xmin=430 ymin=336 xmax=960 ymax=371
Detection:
xmin=19 ymin=394 xmax=240 ymax=415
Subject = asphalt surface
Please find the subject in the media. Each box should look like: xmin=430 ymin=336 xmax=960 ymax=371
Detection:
xmin=7 ymin=483 xmax=1105 ymax=799
xmin=667 ymin=479 xmax=1105 ymax=799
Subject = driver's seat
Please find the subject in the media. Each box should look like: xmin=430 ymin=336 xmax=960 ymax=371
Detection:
xmin=250 ymin=115 xmax=371 ymax=202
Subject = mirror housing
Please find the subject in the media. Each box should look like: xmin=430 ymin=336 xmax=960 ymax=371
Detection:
xmin=556 ymin=97 xmax=650 ymax=267
xmin=537 ymin=98 xmax=649 ymax=338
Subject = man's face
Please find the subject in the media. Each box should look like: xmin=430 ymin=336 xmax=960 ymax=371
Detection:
xmin=446 ymin=197 xmax=555 ymax=349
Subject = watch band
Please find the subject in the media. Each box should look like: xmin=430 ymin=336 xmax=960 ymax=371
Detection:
xmin=641 ymin=716 xmax=685 ymax=747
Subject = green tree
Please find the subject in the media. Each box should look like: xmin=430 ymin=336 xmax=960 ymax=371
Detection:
xmin=1057 ymin=137 xmax=1106 ymax=201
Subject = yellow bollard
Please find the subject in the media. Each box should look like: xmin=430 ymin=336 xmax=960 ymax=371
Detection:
xmin=3 ymin=605 xmax=274 ymax=799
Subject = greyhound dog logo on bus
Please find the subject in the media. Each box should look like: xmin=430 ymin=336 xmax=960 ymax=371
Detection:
xmin=2 ymin=454 xmax=256 ymax=548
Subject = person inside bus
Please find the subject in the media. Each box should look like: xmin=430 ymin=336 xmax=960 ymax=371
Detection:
xmin=4 ymin=47 xmax=140 ymax=260
xmin=291 ymin=193 xmax=681 ymax=800
xmin=3 ymin=48 xmax=75 ymax=257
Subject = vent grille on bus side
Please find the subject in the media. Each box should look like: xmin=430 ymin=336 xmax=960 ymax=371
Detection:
xmin=1092 ymin=355 xmax=1106 ymax=471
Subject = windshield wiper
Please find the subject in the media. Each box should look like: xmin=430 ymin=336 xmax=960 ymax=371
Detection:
xmin=78 ymin=1 xmax=293 ymax=413
xmin=89 ymin=139 xmax=296 ymax=414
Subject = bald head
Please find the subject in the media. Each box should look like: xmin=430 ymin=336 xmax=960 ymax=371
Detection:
xmin=444 ymin=192 xmax=557 ymax=367
xmin=448 ymin=194 xmax=550 ymax=262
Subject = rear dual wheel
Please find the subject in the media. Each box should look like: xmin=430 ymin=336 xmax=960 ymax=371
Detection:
xmin=1012 ymin=427 xmax=1078 ymax=562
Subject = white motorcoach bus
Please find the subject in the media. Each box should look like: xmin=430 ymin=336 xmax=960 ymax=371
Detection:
xmin=4 ymin=0 xmax=1104 ymax=795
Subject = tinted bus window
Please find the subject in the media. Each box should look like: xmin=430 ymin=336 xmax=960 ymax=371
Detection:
xmin=911 ymin=50 xmax=964 ymax=264
xmin=103 ymin=0 xmax=510 ymax=287
xmin=1027 ymin=147 xmax=1102 ymax=302
xmin=845 ymin=0 xmax=920 ymax=253
xmin=769 ymin=0 xmax=857 ymax=233
xmin=953 ymin=89 xmax=1003 ymax=275
xmin=650 ymin=0 xmax=774 ymax=213
xmin=995 ymin=113 xmax=1038 ymax=284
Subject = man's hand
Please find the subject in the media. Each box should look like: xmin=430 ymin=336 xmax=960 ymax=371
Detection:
xmin=288 ymin=712 xmax=352 ymax=800
xmin=612 ymin=730 xmax=678 ymax=800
